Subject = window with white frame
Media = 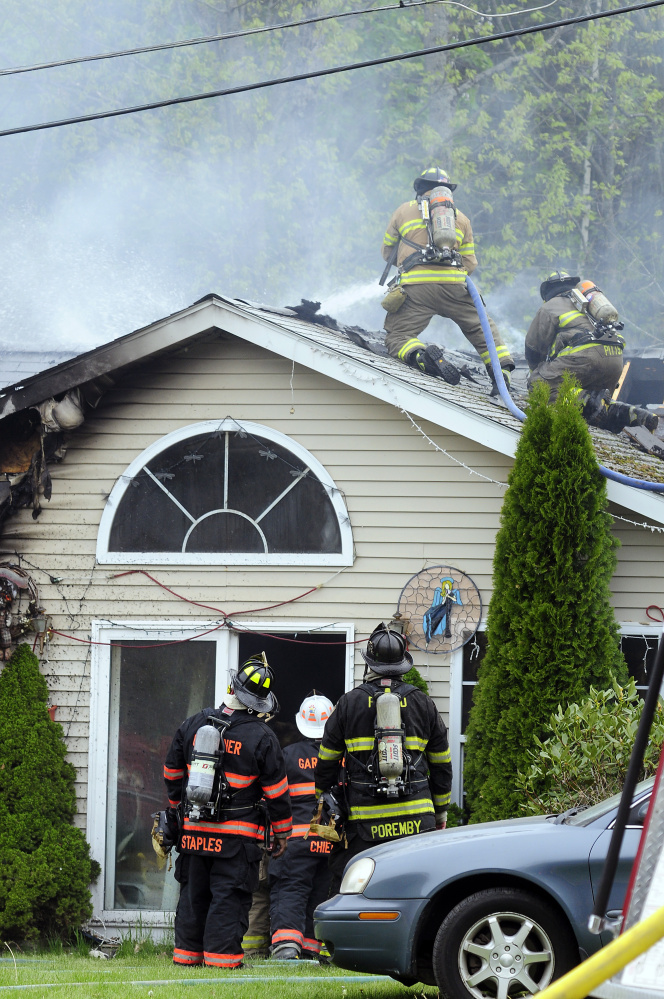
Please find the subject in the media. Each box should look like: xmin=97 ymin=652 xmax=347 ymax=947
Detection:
xmin=97 ymin=419 xmax=353 ymax=566
xmin=448 ymin=626 xmax=662 ymax=809
xmin=88 ymin=620 xmax=354 ymax=925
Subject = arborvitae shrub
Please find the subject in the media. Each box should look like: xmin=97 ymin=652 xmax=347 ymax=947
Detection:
xmin=516 ymin=679 xmax=664 ymax=815
xmin=403 ymin=665 xmax=429 ymax=694
xmin=463 ymin=378 xmax=627 ymax=822
xmin=0 ymin=643 xmax=99 ymax=941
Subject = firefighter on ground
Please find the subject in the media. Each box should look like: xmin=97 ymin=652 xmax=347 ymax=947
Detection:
xmin=163 ymin=654 xmax=292 ymax=970
xmin=314 ymin=623 xmax=452 ymax=896
xmin=381 ymin=166 xmax=514 ymax=394
xmin=526 ymin=271 xmax=658 ymax=432
xmin=269 ymin=692 xmax=335 ymax=960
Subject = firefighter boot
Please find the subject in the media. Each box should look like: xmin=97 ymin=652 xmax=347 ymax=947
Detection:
xmin=489 ymin=367 xmax=512 ymax=398
xmin=271 ymin=944 xmax=300 ymax=960
xmin=410 ymin=345 xmax=461 ymax=385
xmin=582 ymin=393 xmax=659 ymax=434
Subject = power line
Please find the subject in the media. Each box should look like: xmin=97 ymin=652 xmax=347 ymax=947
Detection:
xmin=1 ymin=0 xmax=662 ymax=139
xmin=0 ymin=0 xmax=561 ymax=78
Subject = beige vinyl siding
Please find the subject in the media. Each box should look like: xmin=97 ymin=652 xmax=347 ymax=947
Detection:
xmin=6 ymin=334 xmax=664 ymax=822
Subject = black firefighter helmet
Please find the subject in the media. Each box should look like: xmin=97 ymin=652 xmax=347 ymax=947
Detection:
xmin=361 ymin=623 xmax=413 ymax=677
xmin=414 ymin=166 xmax=457 ymax=195
xmin=540 ymin=270 xmax=580 ymax=303
xmin=231 ymin=652 xmax=279 ymax=713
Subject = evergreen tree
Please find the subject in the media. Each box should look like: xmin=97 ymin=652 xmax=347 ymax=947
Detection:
xmin=0 ymin=644 xmax=99 ymax=940
xmin=463 ymin=378 xmax=626 ymax=822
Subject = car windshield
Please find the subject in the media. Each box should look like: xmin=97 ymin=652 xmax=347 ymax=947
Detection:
xmin=564 ymin=777 xmax=655 ymax=826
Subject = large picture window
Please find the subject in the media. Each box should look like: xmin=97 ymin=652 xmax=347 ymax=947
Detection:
xmin=97 ymin=420 xmax=353 ymax=565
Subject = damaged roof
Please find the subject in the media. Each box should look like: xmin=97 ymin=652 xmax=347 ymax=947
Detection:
xmin=2 ymin=292 xmax=664 ymax=527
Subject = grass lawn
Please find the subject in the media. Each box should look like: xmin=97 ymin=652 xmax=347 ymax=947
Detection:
xmin=0 ymin=952 xmax=439 ymax=999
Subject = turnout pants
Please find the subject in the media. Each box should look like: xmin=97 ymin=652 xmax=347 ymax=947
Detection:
xmin=242 ymin=850 xmax=271 ymax=957
xmin=173 ymin=841 xmax=260 ymax=968
xmin=528 ymin=345 xmax=623 ymax=402
xmin=384 ymin=283 xmax=513 ymax=374
xmin=269 ymin=837 xmax=331 ymax=956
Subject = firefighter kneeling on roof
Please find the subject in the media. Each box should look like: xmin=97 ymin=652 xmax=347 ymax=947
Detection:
xmin=268 ymin=692 xmax=335 ymax=960
xmin=314 ymin=623 xmax=453 ymax=897
xmin=526 ymin=270 xmax=658 ymax=433
xmin=162 ymin=654 xmax=292 ymax=970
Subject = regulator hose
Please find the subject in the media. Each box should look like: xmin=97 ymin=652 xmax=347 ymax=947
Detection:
xmin=465 ymin=275 xmax=664 ymax=494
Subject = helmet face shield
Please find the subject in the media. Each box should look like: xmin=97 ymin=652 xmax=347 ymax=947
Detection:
xmin=361 ymin=623 xmax=413 ymax=676
xmin=232 ymin=652 xmax=278 ymax=712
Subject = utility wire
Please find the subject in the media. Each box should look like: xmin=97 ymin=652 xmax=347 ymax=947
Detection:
xmin=0 ymin=0 xmax=561 ymax=78
xmin=1 ymin=0 xmax=662 ymax=138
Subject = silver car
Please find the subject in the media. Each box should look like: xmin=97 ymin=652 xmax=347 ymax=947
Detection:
xmin=314 ymin=780 xmax=652 ymax=999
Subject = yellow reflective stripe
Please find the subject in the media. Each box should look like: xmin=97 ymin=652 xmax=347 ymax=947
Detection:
xmin=399 ymin=270 xmax=467 ymax=284
xmin=319 ymin=745 xmax=343 ymax=761
xmin=427 ymin=749 xmax=452 ymax=763
xmin=397 ymin=338 xmax=426 ymax=360
xmin=345 ymin=737 xmax=375 ymax=752
xmin=558 ymin=310 xmax=584 ymax=327
xmin=349 ymin=799 xmax=435 ymax=821
xmin=383 ymin=232 xmax=397 ymax=246
xmin=480 ymin=346 xmax=510 ymax=365
xmin=399 ymin=219 xmax=426 ymax=237
xmin=433 ymin=793 xmax=451 ymax=807
xmin=557 ymin=341 xmax=616 ymax=357
xmin=404 ymin=736 xmax=427 ymax=751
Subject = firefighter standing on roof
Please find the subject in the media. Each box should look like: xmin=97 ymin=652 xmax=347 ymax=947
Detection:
xmin=381 ymin=166 xmax=514 ymax=394
xmin=163 ymin=654 xmax=292 ymax=970
xmin=269 ymin=693 xmax=335 ymax=960
xmin=526 ymin=271 xmax=657 ymax=432
xmin=315 ymin=624 xmax=452 ymax=896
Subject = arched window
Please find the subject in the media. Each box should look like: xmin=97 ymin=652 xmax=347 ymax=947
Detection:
xmin=97 ymin=420 xmax=353 ymax=565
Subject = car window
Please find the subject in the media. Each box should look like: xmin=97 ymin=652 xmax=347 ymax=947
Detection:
xmin=565 ymin=778 xmax=654 ymax=826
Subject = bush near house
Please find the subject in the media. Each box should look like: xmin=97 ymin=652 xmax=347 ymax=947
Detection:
xmin=516 ymin=678 xmax=664 ymax=815
xmin=0 ymin=643 xmax=99 ymax=941
xmin=463 ymin=378 xmax=627 ymax=822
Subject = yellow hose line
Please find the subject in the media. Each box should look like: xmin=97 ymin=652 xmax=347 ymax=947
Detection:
xmin=537 ymin=905 xmax=664 ymax=999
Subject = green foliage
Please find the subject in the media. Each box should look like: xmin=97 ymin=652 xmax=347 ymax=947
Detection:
xmin=403 ymin=665 xmax=429 ymax=694
xmin=445 ymin=802 xmax=467 ymax=829
xmin=463 ymin=378 xmax=627 ymax=822
xmin=0 ymin=644 xmax=98 ymax=941
xmin=516 ymin=678 xmax=664 ymax=815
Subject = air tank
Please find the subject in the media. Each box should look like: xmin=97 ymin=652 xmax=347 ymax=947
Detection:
xmin=428 ymin=185 xmax=457 ymax=251
xmin=376 ymin=691 xmax=404 ymax=780
xmin=579 ymin=281 xmax=619 ymax=324
xmin=186 ymin=724 xmax=221 ymax=804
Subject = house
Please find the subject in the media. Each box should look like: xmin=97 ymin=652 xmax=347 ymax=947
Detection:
xmin=1 ymin=292 xmax=664 ymax=932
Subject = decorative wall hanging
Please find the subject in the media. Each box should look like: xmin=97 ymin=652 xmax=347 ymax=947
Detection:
xmin=396 ymin=566 xmax=482 ymax=654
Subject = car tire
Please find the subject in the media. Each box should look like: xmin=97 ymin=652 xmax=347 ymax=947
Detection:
xmin=432 ymin=887 xmax=577 ymax=999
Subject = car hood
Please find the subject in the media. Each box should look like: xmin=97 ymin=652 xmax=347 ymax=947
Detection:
xmin=352 ymin=814 xmax=602 ymax=900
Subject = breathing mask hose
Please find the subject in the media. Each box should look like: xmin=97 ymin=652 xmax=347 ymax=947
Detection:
xmin=465 ymin=275 xmax=664 ymax=494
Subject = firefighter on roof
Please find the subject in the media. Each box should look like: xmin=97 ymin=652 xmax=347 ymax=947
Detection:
xmin=163 ymin=654 xmax=292 ymax=970
xmin=314 ymin=623 xmax=452 ymax=896
xmin=527 ymin=271 xmax=658 ymax=433
xmin=269 ymin=692 xmax=335 ymax=960
xmin=381 ymin=166 xmax=514 ymax=394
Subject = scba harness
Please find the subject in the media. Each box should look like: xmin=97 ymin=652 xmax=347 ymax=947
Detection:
xmin=549 ymin=286 xmax=625 ymax=362
xmin=347 ymin=680 xmax=428 ymax=800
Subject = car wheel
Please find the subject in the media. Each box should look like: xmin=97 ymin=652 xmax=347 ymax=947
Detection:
xmin=432 ymin=888 xmax=577 ymax=999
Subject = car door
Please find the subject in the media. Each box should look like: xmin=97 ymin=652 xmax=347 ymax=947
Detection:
xmin=588 ymin=795 xmax=650 ymax=945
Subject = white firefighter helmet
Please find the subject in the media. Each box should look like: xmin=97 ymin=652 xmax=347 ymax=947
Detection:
xmin=296 ymin=692 xmax=334 ymax=738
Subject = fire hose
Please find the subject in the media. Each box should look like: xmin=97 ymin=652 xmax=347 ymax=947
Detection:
xmin=466 ymin=275 xmax=664 ymax=494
